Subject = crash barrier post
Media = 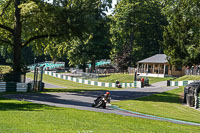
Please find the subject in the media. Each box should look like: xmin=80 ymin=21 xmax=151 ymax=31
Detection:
xmin=167 ymin=80 xmax=170 ymax=86
xmin=0 ymin=82 xmax=28 ymax=92
xmin=33 ymin=65 xmax=45 ymax=92
xmin=144 ymin=78 xmax=149 ymax=86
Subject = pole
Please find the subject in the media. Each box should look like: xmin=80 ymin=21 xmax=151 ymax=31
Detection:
xmin=34 ymin=57 xmax=36 ymax=64
xmin=39 ymin=65 xmax=45 ymax=91
xmin=134 ymin=69 xmax=137 ymax=81
xmin=33 ymin=65 xmax=37 ymax=91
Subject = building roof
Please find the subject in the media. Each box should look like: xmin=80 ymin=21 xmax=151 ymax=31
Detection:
xmin=138 ymin=54 xmax=168 ymax=64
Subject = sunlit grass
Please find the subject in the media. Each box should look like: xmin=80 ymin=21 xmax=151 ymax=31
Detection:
xmin=174 ymin=75 xmax=200 ymax=81
xmin=0 ymin=95 xmax=199 ymax=132
xmin=98 ymin=73 xmax=173 ymax=84
xmin=112 ymin=87 xmax=200 ymax=123
xmin=26 ymin=73 xmax=117 ymax=92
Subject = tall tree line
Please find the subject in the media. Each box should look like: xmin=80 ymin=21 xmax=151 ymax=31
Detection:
xmin=161 ymin=0 xmax=200 ymax=66
xmin=0 ymin=0 xmax=199 ymax=78
xmin=0 ymin=0 xmax=111 ymax=78
xmin=109 ymin=0 xmax=167 ymax=71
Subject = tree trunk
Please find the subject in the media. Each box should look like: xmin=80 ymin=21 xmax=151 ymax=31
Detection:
xmin=13 ymin=0 xmax=22 ymax=81
xmin=91 ymin=58 xmax=95 ymax=73
xmin=82 ymin=63 xmax=86 ymax=72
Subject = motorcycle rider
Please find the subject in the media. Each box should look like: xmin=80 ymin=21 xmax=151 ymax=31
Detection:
xmin=92 ymin=92 xmax=111 ymax=108
xmin=103 ymin=92 xmax=111 ymax=103
xmin=115 ymin=80 xmax=121 ymax=88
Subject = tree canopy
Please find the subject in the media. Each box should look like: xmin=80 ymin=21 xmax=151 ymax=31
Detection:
xmin=109 ymin=0 xmax=167 ymax=71
xmin=44 ymin=0 xmax=112 ymax=72
xmin=0 ymin=0 xmax=109 ymax=77
xmin=161 ymin=0 xmax=200 ymax=66
xmin=1 ymin=0 xmax=199 ymax=78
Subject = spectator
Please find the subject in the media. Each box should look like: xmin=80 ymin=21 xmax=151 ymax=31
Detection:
xmin=141 ymin=77 xmax=144 ymax=87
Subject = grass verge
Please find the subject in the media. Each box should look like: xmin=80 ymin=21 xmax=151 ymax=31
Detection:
xmin=112 ymin=87 xmax=200 ymax=123
xmin=98 ymin=73 xmax=173 ymax=84
xmin=98 ymin=73 xmax=134 ymax=83
xmin=174 ymin=75 xmax=200 ymax=81
xmin=0 ymin=95 xmax=199 ymax=132
xmin=26 ymin=73 xmax=116 ymax=92
xmin=147 ymin=77 xmax=174 ymax=84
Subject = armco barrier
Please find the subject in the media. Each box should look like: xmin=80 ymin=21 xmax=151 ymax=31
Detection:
xmin=44 ymin=71 xmax=142 ymax=88
xmin=0 ymin=82 xmax=28 ymax=92
xmin=169 ymin=80 xmax=200 ymax=87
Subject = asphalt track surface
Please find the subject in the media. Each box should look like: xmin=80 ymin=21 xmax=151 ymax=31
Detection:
xmin=4 ymin=81 xmax=200 ymax=126
xmin=26 ymin=78 xmax=66 ymax=88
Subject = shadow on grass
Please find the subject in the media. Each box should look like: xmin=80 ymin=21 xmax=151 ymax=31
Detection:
xmin=2 ymin=93 xmax=93 ymax=110
xmin=0 ymin=97 xmax=60 ymax=111
xmin=0 ymin=102 xmax=56 ymax=111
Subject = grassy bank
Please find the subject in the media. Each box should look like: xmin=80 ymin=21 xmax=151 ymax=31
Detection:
xmin=112 ymin=87 xmax=200 ymax=123
xmin=26 ymin=73 xmax=115 ymax=92
xmin=0 ymin=95 xmax=199 ymax=132
xmin=174 ymin=75 xmax=200 ymax=81
xmin=147 ymin=77 xmax=173 ymax=84
xmin=98 ymin=73 xmax=173 ymax=84
xmin=98 ymin=73 xmax=134 ymax=83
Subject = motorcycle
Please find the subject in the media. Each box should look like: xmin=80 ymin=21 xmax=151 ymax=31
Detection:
xmin=92 ymin=95 xmax=109 ymax=109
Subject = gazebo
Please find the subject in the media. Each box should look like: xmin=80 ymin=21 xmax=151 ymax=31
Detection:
xmin=137 ymin=54 xmax=185 ymax=77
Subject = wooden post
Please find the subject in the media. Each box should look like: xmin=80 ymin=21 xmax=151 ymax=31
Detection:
xmin=147 ymin=64 xmax=149 ymax=73
xmin=142 ymin=64 xmax=144 ymax=73
xmin=164 ymin=64 xmax=166 ymax=75
xmin=158 ymin=64 xmax=160 ymax=74
xmin=153 ymin=64 xmax=155 ymax=73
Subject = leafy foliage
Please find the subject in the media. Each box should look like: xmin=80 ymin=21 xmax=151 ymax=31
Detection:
xmin=162 ymin=0 xmax=200 ymax=66
xmin=48 ymin=1 xmax=112 ymax=71
xmin=110 ymin=0 xmax=167 ymax=71
xmin=0 ymin=0 xmax=108 ymax=74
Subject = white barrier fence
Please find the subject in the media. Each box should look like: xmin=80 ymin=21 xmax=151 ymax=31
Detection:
xmin=0 ymin=82 xmax=28 ymax=92
xmin=45 ymin=71 xmax=143 ymax=88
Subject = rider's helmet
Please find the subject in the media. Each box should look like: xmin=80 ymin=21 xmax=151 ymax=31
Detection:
xmin=106 ymin=92 xmax=110 ymax=95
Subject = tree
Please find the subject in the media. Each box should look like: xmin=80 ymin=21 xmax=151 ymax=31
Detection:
xmin=46 ymin=0 xmax=112 ymax=72
xmin=66 ymin=18 xmax=112 ymax=72
xmin=0 ymin=0 xmax=103 ymax=81
xmin=110 ymin=0 xmax=167 ymax=71
xmin=161 ymin=0 xmax=200 ymax=66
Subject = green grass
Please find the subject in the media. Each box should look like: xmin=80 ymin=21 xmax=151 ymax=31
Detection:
xmin=98 ymin=73 xmax=134 ymax=83
xmin=98 ymin=73 xmax=173 ymax=84
xmin=174 ymin=75 xmax=200 ymax=81
xmin=0 ymin=95 xmax=199 ymax=132
xmin=0 ymin=65 xmax=12 ymax=74
xmin=147 ymin=77 xmax=174 ymax=84
xmin=26 ymin=73 xmax=116 ymax=92
xmin=112 ymin=87 xmax=200 ymax=123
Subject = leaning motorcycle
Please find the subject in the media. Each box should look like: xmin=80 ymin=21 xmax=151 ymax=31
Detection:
xmin=92 ymin=96 xmax=107 ymax=109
